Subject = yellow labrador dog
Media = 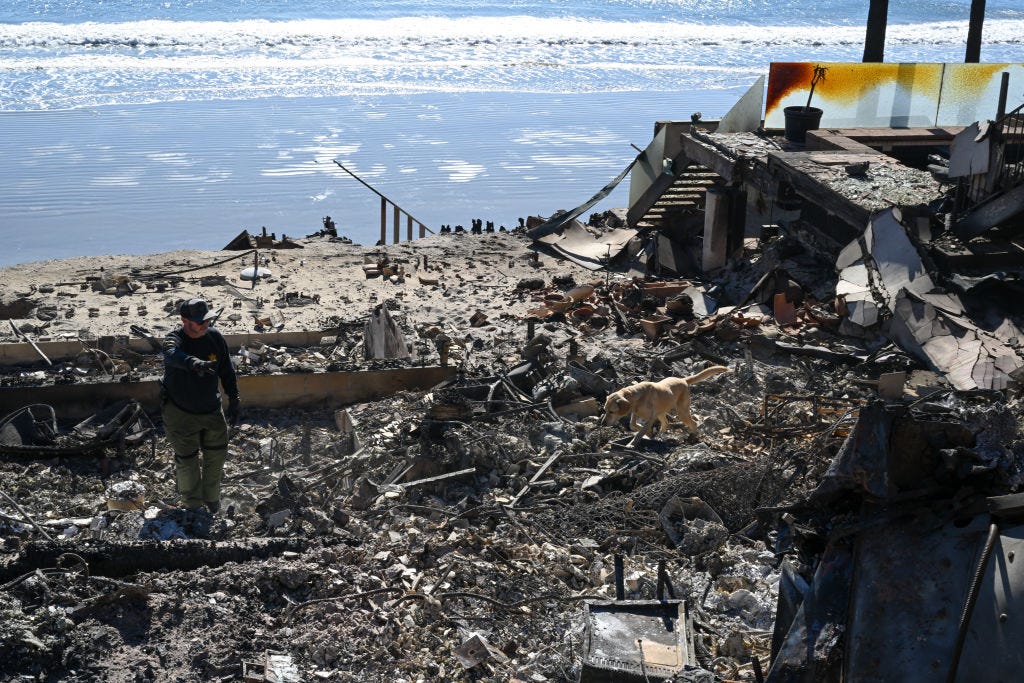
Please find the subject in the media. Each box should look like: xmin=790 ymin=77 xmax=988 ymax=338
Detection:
xmin=603 ymin=365 xmax=730 ymax=444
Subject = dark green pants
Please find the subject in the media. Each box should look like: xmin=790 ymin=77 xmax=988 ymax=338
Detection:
xmin=162 ymin=401 xmax=228 ymax=510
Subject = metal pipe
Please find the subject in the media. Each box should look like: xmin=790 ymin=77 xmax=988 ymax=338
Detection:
xmin=996 ymin=71 xmax=1010 ymax=121
xmin=0 ymin=490 xmax=55 ymax=542
xmin=946 ymin=521 xmax=999 ymax=683
xmin=614 ymin=554 xmax=625 ymax=600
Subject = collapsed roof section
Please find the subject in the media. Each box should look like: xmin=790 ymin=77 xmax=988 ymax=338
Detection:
xmin=837 ymin=208 xmax=1023 ymax=391
xmin=520 ymin=63 xmax=1024 ymax=392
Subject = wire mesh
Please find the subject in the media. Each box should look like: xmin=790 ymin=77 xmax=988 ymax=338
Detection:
xmin=526 ymin=456 xmax=795 ymax=550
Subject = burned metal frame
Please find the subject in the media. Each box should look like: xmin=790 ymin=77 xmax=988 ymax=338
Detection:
xmin=953 ymin=98 xmax=1024 ymax=235
xmin=0 ymin=399 xmax=156 ymax=457
xmin=759 ymin=393 xmax=864 ymax=437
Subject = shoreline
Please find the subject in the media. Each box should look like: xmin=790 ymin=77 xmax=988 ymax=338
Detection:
xmin=0 ymin=88 xmax=745 ymax=268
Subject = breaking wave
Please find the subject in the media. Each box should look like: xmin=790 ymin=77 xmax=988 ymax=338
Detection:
xmin=3 ymin=17 xmax=1023 ymax=53
xmin=2 ymin=16 xmax=1022 ymax=109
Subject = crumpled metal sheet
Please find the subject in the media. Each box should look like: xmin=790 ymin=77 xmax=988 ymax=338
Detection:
xmin=527 ymin=154 xmax=640 ymax=241
xmin=806 ymin=400 xmax=895 ymax=504
xmin=536 ymin=219 xmax=638 ymax=270
xmin=765 ymin=541 xmax=850 ymax=683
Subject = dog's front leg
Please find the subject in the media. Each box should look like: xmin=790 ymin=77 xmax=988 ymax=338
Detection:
xmin=629 ymin=417 xmax=655 ymax=447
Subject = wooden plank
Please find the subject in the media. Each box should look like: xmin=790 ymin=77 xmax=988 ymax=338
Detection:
xmin=833 ymin=126 xmax=965 ymax=141
xmin=806 ymin=131 xmax=876 ymax=153
xmin=8 ymin=320 xmax=52 ymax=366
xmin=808 ymin=127 xmax=967 ymax=153
xmin=400 ymin=467 xmax=476 ymax=489
xmin=0 ymin=366 xmax=456 ymax=420
xmin=651 ymin=201 xmax=700 ymax=210
xmin=507 ymin=449 xmax=563 ymax=508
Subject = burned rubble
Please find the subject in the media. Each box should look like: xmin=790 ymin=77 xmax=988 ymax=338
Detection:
xmin=1 ymin=167 xmax=1023 ymax=683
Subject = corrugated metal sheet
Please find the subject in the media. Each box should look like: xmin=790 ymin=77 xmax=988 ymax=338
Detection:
xmin=765 ymin=62 xmax=1024 ymax=130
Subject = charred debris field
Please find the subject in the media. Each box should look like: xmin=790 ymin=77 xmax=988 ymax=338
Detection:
xmin=0 ymin=228 xmax=1022 ymax=682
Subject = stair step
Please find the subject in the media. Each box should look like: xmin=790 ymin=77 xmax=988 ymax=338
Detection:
xmin=647 ymin=201 xmax=700 ymax=213
xmin=651 ymin=200 xmax=701 ymax=208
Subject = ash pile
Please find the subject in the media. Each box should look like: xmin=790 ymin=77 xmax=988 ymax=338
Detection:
xmin=2 ymin=224 xmax=1024 ymax=682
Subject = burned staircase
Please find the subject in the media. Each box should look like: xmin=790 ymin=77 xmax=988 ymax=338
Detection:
xmin=630 ymin=163 xmax=720 ymax=230
xmin=626 ymin=120 xmax=724 ymax=232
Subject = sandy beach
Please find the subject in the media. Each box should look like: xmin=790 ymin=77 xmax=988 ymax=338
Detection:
xmin=0 ymin=230 xmax=609 ymax=352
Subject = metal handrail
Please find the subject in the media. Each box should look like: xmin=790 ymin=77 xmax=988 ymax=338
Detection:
xmin=332 ymin=160 xmax=434 ymax=244
xmin=955 ymin=99 xmax=1024 ymax=219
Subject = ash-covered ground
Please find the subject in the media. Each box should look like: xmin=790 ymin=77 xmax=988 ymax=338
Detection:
xmin=1 ymin=228 xmax=1020 ymax=682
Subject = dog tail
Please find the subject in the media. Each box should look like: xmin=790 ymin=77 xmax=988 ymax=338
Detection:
xmin=684 ymin=365 xmax=731 ymax=385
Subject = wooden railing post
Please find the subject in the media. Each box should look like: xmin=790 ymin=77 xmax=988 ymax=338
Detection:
xmin=332 ymin=161 xmax=435 ymax=242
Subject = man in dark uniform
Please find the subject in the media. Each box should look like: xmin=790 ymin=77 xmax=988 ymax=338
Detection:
xmin=161 ymin=298 xmax=240 ymax=515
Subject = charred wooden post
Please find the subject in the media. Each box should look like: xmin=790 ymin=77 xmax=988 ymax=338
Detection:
xmin=965 ymin=0 xmax=986 ymax=63
xmin=862 ymin=0 xmax=889 ymax=62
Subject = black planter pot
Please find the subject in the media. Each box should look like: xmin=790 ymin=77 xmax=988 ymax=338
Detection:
xmin=783 ymin=106 xmax=823 ymax=143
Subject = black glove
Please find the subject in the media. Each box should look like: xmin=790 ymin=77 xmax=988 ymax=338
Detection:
xmin=187 ymin=356 xmax=218 ymax=376
xmin=225 ymin=398 xmax=241 ymax=426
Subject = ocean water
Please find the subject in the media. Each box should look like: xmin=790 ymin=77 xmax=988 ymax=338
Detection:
xmin=1 ymin=0 xmax=1022 ymax=266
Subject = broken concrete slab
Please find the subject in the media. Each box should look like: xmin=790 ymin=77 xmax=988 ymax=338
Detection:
xmin=890 ymin=290 xmax=1023 ymax=392
xmin=833 ymin=208 xmax=1023 ymax=390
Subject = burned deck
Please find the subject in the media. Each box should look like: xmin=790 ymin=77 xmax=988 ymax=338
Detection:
xmin=681 ymin=127 xmax=951 ymax=245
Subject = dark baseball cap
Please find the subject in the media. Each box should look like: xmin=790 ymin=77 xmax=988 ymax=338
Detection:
xmin=180 ymin=298 xmax=219 ymax=324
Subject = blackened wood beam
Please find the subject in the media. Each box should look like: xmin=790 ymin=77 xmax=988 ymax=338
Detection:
xmin=862 ymin=0 xmax=889 ymax=63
